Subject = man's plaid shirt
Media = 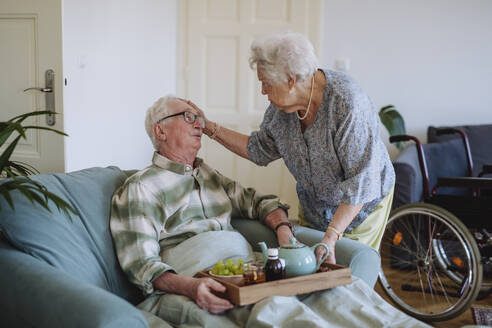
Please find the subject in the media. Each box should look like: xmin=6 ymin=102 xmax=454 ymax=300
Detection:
xmin=110 ymin=152 xmax=288 ymax=294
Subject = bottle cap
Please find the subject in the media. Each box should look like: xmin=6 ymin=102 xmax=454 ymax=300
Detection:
xmin=267 ymin=248 xmax=278 ymax=257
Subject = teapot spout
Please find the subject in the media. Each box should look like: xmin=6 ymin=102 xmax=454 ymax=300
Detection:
xmin=258 ymin=242 xmax=268 ymax=263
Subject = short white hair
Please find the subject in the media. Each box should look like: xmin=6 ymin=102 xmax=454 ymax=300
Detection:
xmin=145 ymin=95 xmax=177 ymax=150
xmin=249 ymin=32 xmax=318 ymax=84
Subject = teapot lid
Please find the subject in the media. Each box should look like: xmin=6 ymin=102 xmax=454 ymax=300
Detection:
xmin=280 ymin=237 xmax=305 ymax=249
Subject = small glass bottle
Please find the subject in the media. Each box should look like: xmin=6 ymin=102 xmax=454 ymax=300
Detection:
xmin=265 ymin=248 xmax=284 ymax=281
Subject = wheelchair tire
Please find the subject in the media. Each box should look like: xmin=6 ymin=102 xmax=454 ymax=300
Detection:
xmin=378 ymin=203 xmax=482 ymax=322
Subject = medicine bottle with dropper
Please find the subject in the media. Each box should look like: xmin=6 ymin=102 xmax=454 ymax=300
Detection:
xmin=265 ymin=248 xmax=284 ymax=281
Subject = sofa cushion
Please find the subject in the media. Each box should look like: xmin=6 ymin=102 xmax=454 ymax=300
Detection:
xmin=428 ymin=124 xmax=492 ymax=176
xmin=0 ymin=166 xmax=143 ymax=305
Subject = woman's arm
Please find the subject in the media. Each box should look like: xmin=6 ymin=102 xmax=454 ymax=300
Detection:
xmin=205 ymin=121 xmax=251 ymax=160
xmin=316 ymin=203 xmax=363 ymax=266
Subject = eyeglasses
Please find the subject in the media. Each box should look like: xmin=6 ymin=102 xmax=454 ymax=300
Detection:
xmin=157 ymin=111 xmax=205 ymax=129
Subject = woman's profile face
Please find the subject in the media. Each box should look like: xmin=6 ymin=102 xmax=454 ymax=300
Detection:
xmin=257 ymin=68 xmax=296 ymax=111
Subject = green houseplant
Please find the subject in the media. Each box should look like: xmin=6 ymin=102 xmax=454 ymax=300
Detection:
xmin=0 ymin=110 xmax=76 ymax=216
xmin=379 ymin=105 xmax=406 ymax=150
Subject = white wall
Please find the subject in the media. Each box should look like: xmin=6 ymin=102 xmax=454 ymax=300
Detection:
xmin=61 ymin=0 xmax=492 ymax=170
xmin=63 ymin=0 xmax=177 ymax=172
xmin=322 ymin=0 xmax=492 ymax=158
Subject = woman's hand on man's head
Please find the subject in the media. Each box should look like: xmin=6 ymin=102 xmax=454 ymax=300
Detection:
xmin=179 ymin=98 xmax=214 ymax=133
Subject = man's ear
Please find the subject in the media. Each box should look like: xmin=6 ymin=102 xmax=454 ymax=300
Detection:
xmin=153 ymin=123 xmax=166 ymax=142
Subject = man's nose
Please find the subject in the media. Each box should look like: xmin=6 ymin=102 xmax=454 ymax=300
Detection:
xmin=193 ymin=119 xmax=202 ymax=130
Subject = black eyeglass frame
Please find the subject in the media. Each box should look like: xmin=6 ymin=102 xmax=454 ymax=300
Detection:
xmin=157 ymin=111 xmax=205 ymax=128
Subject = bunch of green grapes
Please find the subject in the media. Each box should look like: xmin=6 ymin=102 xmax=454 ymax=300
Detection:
xmin=210 ymin=258 xmax=244 ymax=276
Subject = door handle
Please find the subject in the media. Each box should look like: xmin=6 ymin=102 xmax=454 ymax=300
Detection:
xmin=23 ymin=69 xmax=56 ymax=126
xmin=23 ymin=87 xmax=52 ymax=93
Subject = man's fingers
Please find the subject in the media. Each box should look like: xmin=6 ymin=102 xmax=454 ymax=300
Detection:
xmin=207 ymin=278 xmax=227 ymax=292
xmin=200 ymin=282 xmax=234 ymax=313
xmin=206 ymin=293 xmax=234 ymax=311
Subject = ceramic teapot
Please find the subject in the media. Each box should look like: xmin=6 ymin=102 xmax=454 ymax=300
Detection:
xmin=258 ymin=237 xmax=329 ymax=278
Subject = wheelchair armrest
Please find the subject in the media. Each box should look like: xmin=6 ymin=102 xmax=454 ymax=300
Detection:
xmin=479 ymin=164 xmax=492 ymax=177
xmin=436 ymin=176 xmax=492 ymax=189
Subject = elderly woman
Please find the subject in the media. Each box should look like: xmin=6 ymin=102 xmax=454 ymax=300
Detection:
xmin=188 ymin=32 xmax=395 ymax=266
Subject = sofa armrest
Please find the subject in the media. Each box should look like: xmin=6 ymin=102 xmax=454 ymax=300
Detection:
xmin=392 ymin=144 xmax=423 ymax=208
xmin=231 ymin=219 xmax=380 ymax=288
xmin=0 ymin=239 xmax=148 ymax=328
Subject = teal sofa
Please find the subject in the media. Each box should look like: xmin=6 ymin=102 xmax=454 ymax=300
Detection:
xmin=0 ymin=167 xmax=380 ymax=328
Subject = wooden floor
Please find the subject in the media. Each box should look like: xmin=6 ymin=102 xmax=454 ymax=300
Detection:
xmin=374 ymin=279 xmax=492 ymax=327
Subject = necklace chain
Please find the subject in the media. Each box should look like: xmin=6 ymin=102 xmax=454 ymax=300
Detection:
xmin=296 ymin=72 xmax=315 ymax=120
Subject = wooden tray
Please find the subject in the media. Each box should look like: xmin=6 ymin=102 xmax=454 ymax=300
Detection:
xmin=197 ymin=263 xmax=351 ymax=306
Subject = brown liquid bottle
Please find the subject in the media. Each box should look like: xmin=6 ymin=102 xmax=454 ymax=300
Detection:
xmin=265 ymin=248 xmax=284 ymax=281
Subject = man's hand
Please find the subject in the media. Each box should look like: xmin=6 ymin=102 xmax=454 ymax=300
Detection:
xmin=187 ymin=277 xmax=234 ymax=314
xmin=276 ymin=225 xmax=293 ymax=246
xmin=152 ymin=272 xmax=233 ymax=314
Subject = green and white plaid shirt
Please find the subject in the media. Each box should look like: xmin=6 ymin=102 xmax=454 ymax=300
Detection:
xmin=110 ymin=152 xmax=288 ymax=294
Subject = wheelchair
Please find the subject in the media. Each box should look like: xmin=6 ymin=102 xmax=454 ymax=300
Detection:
xmin=378 ymin=128 xmax=492 ymax=322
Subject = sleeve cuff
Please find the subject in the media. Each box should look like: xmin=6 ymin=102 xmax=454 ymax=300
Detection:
xmin=140 ymin=263 xmax=176 ymax=295
xmin=258 ymin=201 xmax=290 ymax=223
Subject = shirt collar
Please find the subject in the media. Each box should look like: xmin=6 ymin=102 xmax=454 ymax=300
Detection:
xmin=152 ymin=152 xmax=202 ymax=175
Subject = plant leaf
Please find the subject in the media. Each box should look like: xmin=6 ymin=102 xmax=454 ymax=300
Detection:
xmin=1 ymin=110 xmax=73 ymax=219
xmin=0 ymin=177 xmax=77 ymax=219
xmin=379 ymin=105 xmax=406 ymax=150
xmin=0 ymin=121 xmax=27 ymax=147
xmin=8 ymin=110 xmax=56 ymax=123
xmin=0 ymin=135 xmax=22 ymax=172
xmin=0 ymin=184 xmax=15 ymax=210
xmin=8 ymin=161 xmax=39 ymax=176
xmin=22 ymin=125 xmax=68 ymax=137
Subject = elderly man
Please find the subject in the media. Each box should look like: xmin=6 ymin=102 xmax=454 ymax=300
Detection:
xmin=110 ymin=95 xmax=292 ymax=314
xmin=111 ymin=95 xmax=429 ymax=328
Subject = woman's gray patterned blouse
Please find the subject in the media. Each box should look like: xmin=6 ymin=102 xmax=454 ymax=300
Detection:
xmin=247 ymin=69 xmax=395 ymax=232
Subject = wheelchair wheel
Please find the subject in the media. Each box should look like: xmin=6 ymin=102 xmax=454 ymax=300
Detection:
xmin=378 ymin=203 xmax=482 ymax=322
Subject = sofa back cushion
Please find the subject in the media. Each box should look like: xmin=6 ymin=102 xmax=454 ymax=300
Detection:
xmin=428 ymin=124 xmax=492 ymax=176
xmin=0 ymin=166 xmax=143 ymax=305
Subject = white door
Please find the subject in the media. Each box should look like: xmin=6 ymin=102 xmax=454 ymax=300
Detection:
xmin=179 ymin=0 xmax=323 ymax=220
xmin=0 ymin=0 xmax=64 ymax=173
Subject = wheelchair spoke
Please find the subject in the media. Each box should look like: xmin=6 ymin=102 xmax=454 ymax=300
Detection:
xmin=416 ymin=265 xmax=428 ymax=306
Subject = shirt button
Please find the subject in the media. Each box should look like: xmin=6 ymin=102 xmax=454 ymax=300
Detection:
xmin=185 ymin=165 xmax=192 ymax=172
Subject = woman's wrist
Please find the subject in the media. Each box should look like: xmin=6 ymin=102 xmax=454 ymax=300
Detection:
xmin=327 ymin=225 xmax=343 ymax=240
xmin=323 ymin=230 xmax=339 ymax=244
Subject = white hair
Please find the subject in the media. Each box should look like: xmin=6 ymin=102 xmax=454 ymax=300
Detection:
xmin=249 ymin=32 xmax=318 ymax=84
xmin=145 ymin=95 xmax=177 ymax=150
